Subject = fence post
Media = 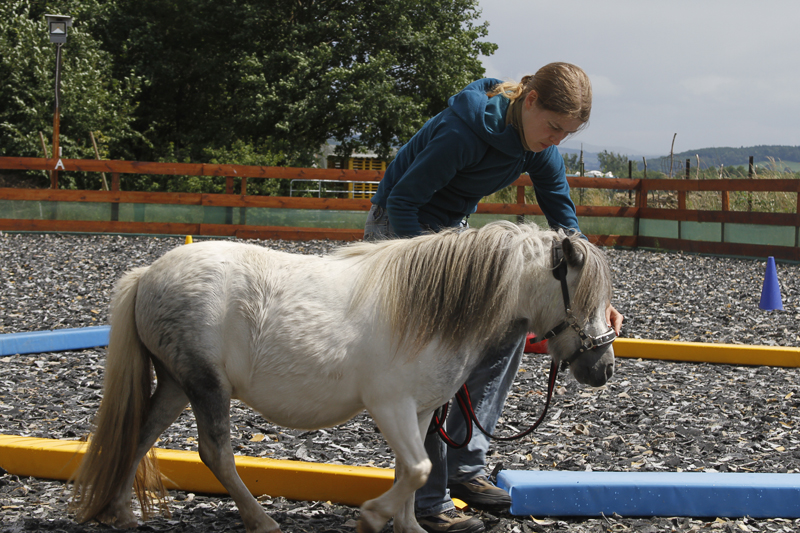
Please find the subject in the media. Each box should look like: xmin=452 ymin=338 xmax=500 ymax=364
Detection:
xmin=634 ymin=174 xmax=643 ymax=241
xmin=678 ymin=159 xmax=688 ymax=211
xmin=641 ymin=157 xmax=649 ymax=206
xmin=748 ymin=156 xmax=754 ymax=212
xmin=516 ymin=185 xmax=525 ymax=224
xmin=796 ymin=183 xmax=800 ymax=248
xmin=636 ymin=175 xmax=646 ymax=208
xmin=239 ymin=177 xmax=249 ymax=225
xmin=628 ymin=161 xmax=633 ymax=205
xmin=718 ymin=175 xmax=730 ymax=245
xmin=110 ymin=172 xmax=120 ymax=222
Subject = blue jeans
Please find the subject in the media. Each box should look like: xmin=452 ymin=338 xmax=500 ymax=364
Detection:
xmin=363 ymin=204 xmax=468 ymax=241
xmin=364 ymin=205 xmax=396 ymax=240
xmin=414 ymin=333 xmax=525 ymax=517
xmin=363 ymin=204 xmax=524 ymax=517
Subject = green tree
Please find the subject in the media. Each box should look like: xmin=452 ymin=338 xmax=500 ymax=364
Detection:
xmin=597 ymin=150 xmax=629 ymax=177
xmin=0 ymin=0 xmax=143 ymax=187
xmin=94 ymin=0 xmax=495 ymax=163
xmin=562 ymin=153 xmax=579 ymax=174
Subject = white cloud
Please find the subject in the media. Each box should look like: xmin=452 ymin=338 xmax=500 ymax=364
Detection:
xmin=588 ymin=74 xmax=621 ymax=97
xmin=680 ymin=76 xmax=738 ymax=97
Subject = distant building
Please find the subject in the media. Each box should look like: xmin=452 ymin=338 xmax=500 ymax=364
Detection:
xmin=567 ymin=170 xmax=616 ymax=178
xmin=317 ymin=143 xmax=390 ymax=198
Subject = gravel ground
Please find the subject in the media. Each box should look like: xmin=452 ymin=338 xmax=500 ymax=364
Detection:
xmin=1 ymin=232 xmax=799 ymax=533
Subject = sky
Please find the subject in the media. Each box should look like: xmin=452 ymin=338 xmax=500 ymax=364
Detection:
xmin=475 ymin=0 xmax=800 ymax=157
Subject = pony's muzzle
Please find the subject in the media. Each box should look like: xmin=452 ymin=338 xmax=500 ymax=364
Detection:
xmin=570 ymin=343 xmax=614 ymax=388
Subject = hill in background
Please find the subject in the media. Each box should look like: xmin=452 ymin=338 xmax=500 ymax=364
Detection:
xmin=649 ymin=145 xmax=800 ymax=172
xmin=558 ymin=145 xmax=800 ymax=173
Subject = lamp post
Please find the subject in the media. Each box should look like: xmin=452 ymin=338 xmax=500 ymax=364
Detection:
xmin=44 ymin=14 xmax=72 ymax=189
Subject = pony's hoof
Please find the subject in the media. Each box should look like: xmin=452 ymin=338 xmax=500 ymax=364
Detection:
xmin=97 ymin=515 xmax=138 ymax=529
xmin=357 ymin=509 xmax=386 ymax=533
xmin=96 ymin=508 xmax=138 ymax=529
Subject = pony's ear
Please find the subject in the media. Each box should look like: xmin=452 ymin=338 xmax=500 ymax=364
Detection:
xmin=562 ymin=237 xmax=585 ymax=270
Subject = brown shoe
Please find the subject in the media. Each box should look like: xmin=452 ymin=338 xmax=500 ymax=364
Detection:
xmin=417 ymin=509 xmax=485 ymax=533
xmin=448 ymin=475 xmax=511 ymax=511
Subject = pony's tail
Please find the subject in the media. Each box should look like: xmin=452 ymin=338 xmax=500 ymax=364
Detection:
xmin=70 ymin=266 xmax=168 ymax=522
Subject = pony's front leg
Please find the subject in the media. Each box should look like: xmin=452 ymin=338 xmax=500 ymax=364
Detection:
xmin=392 ymin=413 xmax=440 ymax=533
xmin=359 ymin=403 xmax=432 ymax=533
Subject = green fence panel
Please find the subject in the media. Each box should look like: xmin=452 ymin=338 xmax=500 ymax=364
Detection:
xmin=640 ymin=219 xmax=679 ymax=239
xmin=724 ymin=223 xmax=795 ymax=247
xmin=244 ymin=208 xmax=368 ymax=229
xmin=682 ymin=221 xmax=722 ymax=242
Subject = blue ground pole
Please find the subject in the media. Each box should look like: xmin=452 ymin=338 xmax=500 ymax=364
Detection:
xmin=0 ymin=326 xmax=110 ymax=356
xmin=498 ymin=470 xmax=800 ymax=518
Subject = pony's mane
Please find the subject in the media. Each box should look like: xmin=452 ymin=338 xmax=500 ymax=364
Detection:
xmin=336 ymin=221 xmax=610 ymax=353
xmin=567 ymin=231 xmax=613 ymax=322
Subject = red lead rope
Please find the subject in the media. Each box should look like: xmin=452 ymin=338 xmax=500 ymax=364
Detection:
xmin=431 ymin=359 xmax=560 ymax=448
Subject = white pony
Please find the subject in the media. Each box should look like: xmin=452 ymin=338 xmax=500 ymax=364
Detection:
xmin=70 ymin=221 xmax=615 ymax=533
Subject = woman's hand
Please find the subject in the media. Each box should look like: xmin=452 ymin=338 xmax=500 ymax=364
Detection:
xmin=606 ymin=305 xmax=623 ymax=336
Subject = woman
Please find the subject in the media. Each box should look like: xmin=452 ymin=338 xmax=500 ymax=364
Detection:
xmin=365 ymin=63 xmax=623 ymax=533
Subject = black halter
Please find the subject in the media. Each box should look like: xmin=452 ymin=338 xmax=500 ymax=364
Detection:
xmin=432 ymin=237 xmax=615 ymax=447
xmin=542 ymin=237 xmax=616 ymax=367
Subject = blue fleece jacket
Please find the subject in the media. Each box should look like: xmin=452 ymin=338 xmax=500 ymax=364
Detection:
xmin=370 ymin=78 xmax=580 ymax=237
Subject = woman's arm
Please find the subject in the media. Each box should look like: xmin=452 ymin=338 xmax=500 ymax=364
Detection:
xmin=524 ymin=147 xmax=581 ymax=234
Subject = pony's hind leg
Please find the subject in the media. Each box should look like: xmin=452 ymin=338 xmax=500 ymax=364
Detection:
xmin=99 ymin=363 xmax=189 ymax=527
xmin=189 ymin=378 xmax=281 ymax=533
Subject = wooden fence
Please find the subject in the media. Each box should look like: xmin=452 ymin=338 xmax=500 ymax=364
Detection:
xmin=1 ymin=156 xmax=798 ymax=260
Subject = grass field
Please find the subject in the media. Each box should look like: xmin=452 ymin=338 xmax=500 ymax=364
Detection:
xmin=756 ymin=160 xmax=800 ymax=172
xmin=484 ymin=168 xmax=799 ymax=213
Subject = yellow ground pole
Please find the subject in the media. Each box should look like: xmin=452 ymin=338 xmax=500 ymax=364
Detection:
xmin=613 ymin=338 xmax=800 ymax=367
xmin=0 ymin=434 xmax=393 ymax=506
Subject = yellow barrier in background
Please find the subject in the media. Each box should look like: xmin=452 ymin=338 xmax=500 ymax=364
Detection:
xmin=613 ymin=338 xmax=800 ymax=367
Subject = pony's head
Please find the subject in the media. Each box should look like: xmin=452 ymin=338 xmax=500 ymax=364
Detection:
xmin=532 ymin=233 xmax=615 ymax=387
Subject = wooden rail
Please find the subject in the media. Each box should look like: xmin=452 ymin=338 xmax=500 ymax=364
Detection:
xmin=0 ymin=156 xmax=385 ymax=183
xmin=1 ymin=157 xmax=798 ymax=259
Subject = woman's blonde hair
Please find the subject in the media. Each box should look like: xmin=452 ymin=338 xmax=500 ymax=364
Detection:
xmin=488 ymin=62 xmax=592 ymax=126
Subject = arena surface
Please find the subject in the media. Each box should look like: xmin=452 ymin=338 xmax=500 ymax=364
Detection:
xmin=1 ymin=233 xmax=799 ymax=532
